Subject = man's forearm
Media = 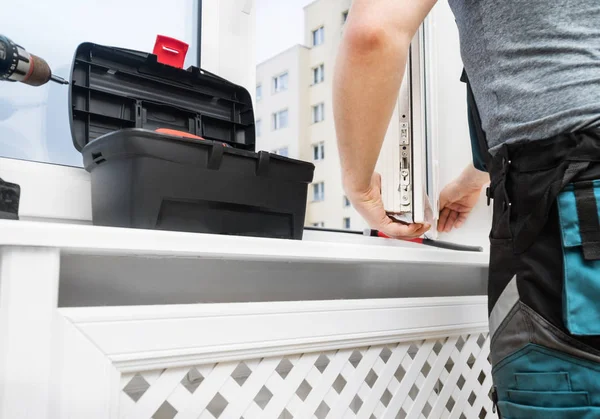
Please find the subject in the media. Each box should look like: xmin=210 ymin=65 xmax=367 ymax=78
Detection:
xmin=333 ymin=0 xmax=437 ymax=199
xmin=459 ymin=163 xmax=490 ymax=190
xmin=333 ymin=25 xmax=410 ymax=197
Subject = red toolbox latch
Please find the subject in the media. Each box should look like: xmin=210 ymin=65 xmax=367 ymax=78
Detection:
xmin=153 ymin=35 xmax=189 ymax=69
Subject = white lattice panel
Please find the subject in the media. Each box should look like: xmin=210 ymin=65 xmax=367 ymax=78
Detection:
xmin=120 ymin=333 xmax=492 ymax=419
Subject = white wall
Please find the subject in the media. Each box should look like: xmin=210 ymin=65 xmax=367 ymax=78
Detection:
xmin=255 ymin=45 xmax=308 ymax=159
xmin=428 ymin=1 xmax=492 ymax=248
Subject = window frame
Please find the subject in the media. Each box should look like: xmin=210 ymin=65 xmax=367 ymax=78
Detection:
xmin=272 ymin=109 xmax=289 ymax=131
xmin=312 ymin=26 xmax=325 ymax=47
xmin=273 ymin=147 xmax=289 ymax=157
xmin=0 ymin=1 xmax=270 ymax=225
xmin=256 ymin=119 xmax=262 ymax=137
xmin=312 ymin=64 xmax=324 ymax=85
xmin=272 ymin=72 xmax=289 ymax=94
xmin=312 ymin=103 xmax=325 ymax=124
xmin=256 ymin=84 xmax=262 ymax=101
xmin=312 ymin=142 xmax=325 ymax=161
xmin=312 ymin=182 xmax=325 ymax=202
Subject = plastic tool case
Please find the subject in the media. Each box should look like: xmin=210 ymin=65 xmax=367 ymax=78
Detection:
xmin=69 ymin=43 xmax=314 ymax=239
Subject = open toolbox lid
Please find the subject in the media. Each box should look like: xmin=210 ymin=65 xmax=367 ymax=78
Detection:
xmin=69 ymin=42 xmax=255 ymax=152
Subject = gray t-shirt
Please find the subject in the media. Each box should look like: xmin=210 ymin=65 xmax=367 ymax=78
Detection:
xmin=449 ymin=0 xmax=600 ymax=151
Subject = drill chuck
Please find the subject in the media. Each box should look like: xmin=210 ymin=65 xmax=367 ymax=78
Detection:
xmin=0 ymin=34 xmax=68 ymax=86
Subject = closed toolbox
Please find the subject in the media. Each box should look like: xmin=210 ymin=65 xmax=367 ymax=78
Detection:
xmin=69 ymin=42 xmax=314 ymax=239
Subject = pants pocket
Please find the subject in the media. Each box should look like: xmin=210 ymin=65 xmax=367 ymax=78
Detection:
xmin=499 ymin=401 xmax=600 ymax=419
xmin=508 ymin=390 xmax=589 ymax=408
xmin=514 ymin=372 xmax=570 ymax=391
xmin=557 ymin=180 xmax=600 ymax=335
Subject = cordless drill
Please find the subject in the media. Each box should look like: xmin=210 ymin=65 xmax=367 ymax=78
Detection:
xmin=0 ymin=34 xmax=68 ymax=86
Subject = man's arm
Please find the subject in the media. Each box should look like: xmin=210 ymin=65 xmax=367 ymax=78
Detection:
xmin=333 ymin=0 xmax=437 ymax=238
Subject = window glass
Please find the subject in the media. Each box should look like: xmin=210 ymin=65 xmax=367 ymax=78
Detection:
xmin=343 ymin=196 xmax=351 ymax=207
xmin=256 ymin=119 xmax=262 ymax=137
xmin=313 ymin=182 xmax=325 ymax=201
xmin=274 ymin=147 xmax=289 ymax=157
xmin=256 ymin=84 xmax=262 ymax=101
xmin=312 ymin=64 xmax=324 ymax=84
xmin=312 ymin=103 xmax=325 ymax=123
xmin=273 ymin=72 xmax=289 ymax=93
xmin=312 ymin=142 xmax=325 ymax=160
xmin=312 ymin=26 xmax=325 ymax=46
xmin=272 ymin=109 xmax=289 ymax=130
xmin=342 ymin=11 xmax=349 ymax=24
xmin=343 ymin=217 xmax=351 ymax=229
xmin=256 ymin=0 xmax=369 ymax=232
xmin=0 ymin=0 xmax=197 ymax=167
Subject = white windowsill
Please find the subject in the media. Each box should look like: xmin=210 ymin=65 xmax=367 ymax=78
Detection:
xmin=0 ymin=156 xmax=489 ymax=266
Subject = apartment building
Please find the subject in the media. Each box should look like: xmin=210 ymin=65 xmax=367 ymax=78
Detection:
xmin=256 ymin=0 xmax=396 ymax=231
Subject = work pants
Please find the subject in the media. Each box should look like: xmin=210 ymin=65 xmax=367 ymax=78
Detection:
xmin=487 ymin=130 xmax=600 ymax=418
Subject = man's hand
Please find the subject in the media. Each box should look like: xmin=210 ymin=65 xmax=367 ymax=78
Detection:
xmin=437 ymin=164 xmax=489 ymax=233
xmin=349 ymin=172 xmax=431 ymax=239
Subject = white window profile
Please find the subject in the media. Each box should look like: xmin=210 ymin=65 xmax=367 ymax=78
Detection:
xmin=312 ymin=103 xmax=325 ymax=123
xmin=272 ymin=109 xmax=289 ymax=130
xmin=312 ymin=26 xmax=325 ymax=47
xmin=312 ymin=142 xmax=325 ymax=161
xmin=272 ymin=72 xmax=289 ymax=93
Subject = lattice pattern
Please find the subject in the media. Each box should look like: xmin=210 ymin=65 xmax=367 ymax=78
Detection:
xmin=120 ymin=333 xmax=492 ymax=419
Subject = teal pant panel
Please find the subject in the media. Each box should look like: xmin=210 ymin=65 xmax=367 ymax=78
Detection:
xmin=493 ymin=344 xmax=600 ymax=417
xmin=499 ymin=401 xmax=600 ymax=419
xmin=557 ymin=181 xmax=600 ymax=335
xmin=508 ymin=390 xmax=589 ymax=408
xmin=514 ymin=372 xmax=570 ymax=391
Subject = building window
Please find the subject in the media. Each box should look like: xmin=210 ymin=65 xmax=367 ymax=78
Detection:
xmin=342 ymin=10 xmax=349 ymax=25
xmin=343 ymin=217 xmax=351 ymax=229
xmin=312 ymin=26 xmax=325 ymax=47
xmin=256 ymin=84 xmax=262 ymax=101
xmin=273 ymin=147 xmax=289 ymax=157
xmin=272 ymin=72 xmax=289 ymax=93
xmin=312 ymin=64 xmax=324 ymax=85
xmin=312 ymin=222 xmax=325 ymax=228
xmin=256 ymin=119 xmax=262 ymax=137
xmin=313 ymin=182 xmax=325 ymax=202
xmin=312 ymin=103 xmax=325 ymax=123
xmin=272 ymin=109 xmax=289 ymax=130
xmin=343 ymin=196 xmax=351 ymax=207
xmin=313 ymin=142 xmax=325 ymax=161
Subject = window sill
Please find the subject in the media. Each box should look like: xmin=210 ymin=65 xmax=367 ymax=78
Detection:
xmin=0 ymin=219 xmax=488 ymax=268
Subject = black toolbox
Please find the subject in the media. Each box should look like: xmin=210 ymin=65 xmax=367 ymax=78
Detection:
xmin=69 ymin=43 xmax=314 ymax=239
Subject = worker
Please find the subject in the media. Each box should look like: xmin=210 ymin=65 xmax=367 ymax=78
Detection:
xmin=333 ymin=0 xmax=600 ymax=417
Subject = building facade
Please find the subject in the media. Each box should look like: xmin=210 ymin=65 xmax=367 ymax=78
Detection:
xmin=256 ymin=0 xmax=399 ymax=231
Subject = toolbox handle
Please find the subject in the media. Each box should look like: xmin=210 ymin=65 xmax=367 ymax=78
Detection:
xmin=155 ymin=128 xmax=204 ymax=140
xmin=152 ymin=35 xmax=189 ymax=69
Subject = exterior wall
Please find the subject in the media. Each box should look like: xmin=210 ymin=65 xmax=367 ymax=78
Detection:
xmin=257 ymin=0 xmax=403 ymax=231
xmin=255 ymin=45 xmax=309 ymax=159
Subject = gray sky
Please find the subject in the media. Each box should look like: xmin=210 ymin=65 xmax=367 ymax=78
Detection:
xmin=256 ymin=0 xmax=314 ymax=64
